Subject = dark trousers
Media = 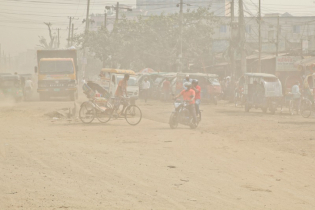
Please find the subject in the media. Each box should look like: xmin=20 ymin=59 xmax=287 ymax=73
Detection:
xmin=142 ymin=89 xmax=149 ymax=102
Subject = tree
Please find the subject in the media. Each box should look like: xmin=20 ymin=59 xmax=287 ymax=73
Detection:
xmin=38 ymin=22 xmax=55 ymax=49
xmin=75 ymin=6 xmax=218 ymax=72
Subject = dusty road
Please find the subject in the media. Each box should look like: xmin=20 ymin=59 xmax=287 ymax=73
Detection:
xmin=1 ymin=98 xmax=315 ymax=209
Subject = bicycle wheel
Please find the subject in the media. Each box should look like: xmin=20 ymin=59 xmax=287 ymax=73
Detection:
xmin=125 ymin=105 xmax=142 ymax=126
xmin=97 ymin=107 xmax=113 ymax=123
xmin=79 ymin=102 xmax=95 ymax=124
xmin=300 ymin=98 xmax=312 ymax=118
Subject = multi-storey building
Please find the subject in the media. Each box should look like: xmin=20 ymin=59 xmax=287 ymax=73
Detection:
xmin=136 ymin=0 xmax=231 ymax=16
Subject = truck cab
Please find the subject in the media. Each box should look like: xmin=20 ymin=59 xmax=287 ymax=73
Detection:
xmin=35 ymin=50 xmax=78 ymax=101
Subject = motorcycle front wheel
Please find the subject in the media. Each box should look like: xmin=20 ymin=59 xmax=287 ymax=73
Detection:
xmin=169 ymin=112 xmax=178 ymax=129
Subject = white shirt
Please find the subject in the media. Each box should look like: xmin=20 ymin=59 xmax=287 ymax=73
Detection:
xmin=142 ymin=81 xmax=150 ymax=90
xmin=25 ymin=80 xmax=33 ymax=88
xmin=292 ymin=85 xmax=301 ymax=98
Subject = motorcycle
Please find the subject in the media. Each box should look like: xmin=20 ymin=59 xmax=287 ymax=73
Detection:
xmin=169 ymin=99 xmax=201 ymax=129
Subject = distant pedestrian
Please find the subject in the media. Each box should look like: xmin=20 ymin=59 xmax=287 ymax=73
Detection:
xmin=142 ymin=77 xmax=150 ymax=103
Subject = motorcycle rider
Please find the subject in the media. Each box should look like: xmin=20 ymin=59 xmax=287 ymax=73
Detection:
xmin=174 ymin=82 xmax=197 ymax=125
xmin=192 ymin=79 xmax=201 ymax=117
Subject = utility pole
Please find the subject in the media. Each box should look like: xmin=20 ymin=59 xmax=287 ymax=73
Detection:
xmin=276 ymin=15 xmax=280 ymax=56
xmin=179 ymin=0 xmax=183 ymax=72
xmin=85 ymin=0 xmax=91 ymax=32
xmin=258 ymin=0 xmax=261 ymax=73
xmin=104 ymin=8 xmax=107 ymax=28
xmin=239 ymin=0 xmax=246 ymax=74
xmin=230 ymin=0 xmax=235 ymax=79
xmin=57 ymin=28 xmax=60 ymax=48
xmin=301 ymin=38 xmax=303 ymax=58
xmin=71 ymin=23 xmax=74 ymax=46
xmin=68 ymin=17 xmax=73 ymax=47
xmin=0 ymin=44 xmax=1 ymax=72
xmin=82 ymin=0 xmax=91 ymax=78
xmin=116 ymin=2 xmax=120 ymax=22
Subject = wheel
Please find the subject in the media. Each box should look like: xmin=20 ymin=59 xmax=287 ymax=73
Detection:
xmin=125 ymin=105 xmax=142 ymax=126
xmin=300 ymin=99 xmax=312 ymax=118
xmin=97 ymin=104 xmax=114 ymax=123
xmin=79 ymin=102 xmax=95 ymax=124
xmin=169 ymin=112 xmax=178 ymax=129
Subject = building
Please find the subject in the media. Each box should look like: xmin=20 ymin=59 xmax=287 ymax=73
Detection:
xmin=212 ymin=14 xmax=315 ymax=54
xmin=136 ymin=0 xmax=232 ymax=16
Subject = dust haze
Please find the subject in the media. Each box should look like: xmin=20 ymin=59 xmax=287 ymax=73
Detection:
xmin=1 ymin=0 xmax=315 ymax=209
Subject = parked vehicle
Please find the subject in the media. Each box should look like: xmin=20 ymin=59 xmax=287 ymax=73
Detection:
xmin=0 ymin=75 xmax=23 ymax=102
xmin=99 ymin=68 xmax=138 ymax=98
xmin=243 ymin=73 xmax=283 ymax=114
xmin=35 ymin=49 xmax=79 ymax=101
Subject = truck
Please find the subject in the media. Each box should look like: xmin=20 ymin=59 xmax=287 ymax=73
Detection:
xmin=35 ymin=49 xmax=78 ymax=101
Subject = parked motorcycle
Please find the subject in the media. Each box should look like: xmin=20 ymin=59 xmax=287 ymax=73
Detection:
xmin=169 ymin=99 xmax=201 ymax=129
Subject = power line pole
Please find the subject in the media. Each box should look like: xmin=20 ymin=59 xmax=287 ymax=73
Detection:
xmin=276 ymin=15 xmax=280 ymax=56
xmin=239 ymin=0 xmax=246 ymax=74
xmin=85 ymin=0 xmax=91 ymax=32
xmin=104 ymin=9 xmax=107 ymax=28
xmin=82 ymin=0 xmax=91 ymax=78
xmin=230 ymin=0 xmax=235 ymax=79
xmin=258 ymin=0 xmax=261 ymax=73
xmin=179 ymin=0 xmax=183 ymax=72
xmin=71 ymin=23 xmax=74 ymax=46
xmin=0 ymin=44 xmax=1 ymax=72
xmin=116 ymin=2 xmax=120 ymax=22
xmin=56 ymin=28 xmax=60 ymax=48
xmin=68 ymin=17 xmax=73 ymax=47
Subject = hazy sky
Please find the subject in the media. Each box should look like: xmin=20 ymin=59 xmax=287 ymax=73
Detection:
xmin=0 ymin=0 xmax=315 ymax=57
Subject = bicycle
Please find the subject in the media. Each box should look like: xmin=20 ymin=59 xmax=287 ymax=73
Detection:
xmin=79 ymin=97 xmax=142 ymax=126
xmin=300 ymin=96 xmax=314 ymax=118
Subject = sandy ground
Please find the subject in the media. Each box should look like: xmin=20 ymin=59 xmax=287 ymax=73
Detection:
xmin=1 ymin=96 xmax=315 ymax=210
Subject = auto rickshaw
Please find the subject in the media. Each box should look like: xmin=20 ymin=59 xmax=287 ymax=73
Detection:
xmin=0 ymin=75 xmax=23 ymax=102
xmin=243 ymin=73 xmax=282 ymax=114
